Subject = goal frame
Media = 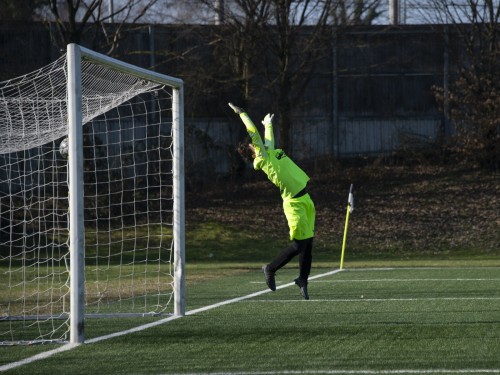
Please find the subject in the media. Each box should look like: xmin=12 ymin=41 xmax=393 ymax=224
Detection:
xmin=67 ymin=44 xmax=185 ymax=344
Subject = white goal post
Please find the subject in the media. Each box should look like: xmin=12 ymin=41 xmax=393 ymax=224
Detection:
xmin=0 ymin=44 xmax=185 ymax=345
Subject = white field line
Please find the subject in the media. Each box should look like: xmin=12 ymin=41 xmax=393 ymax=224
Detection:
xmin=250 ymin=278 xmax=500 ymax=285
xmin=163 ymin=370 xmax=500 ymax=375
xmin=244 ymin=296 xmax=500 ymax=303
xmin=0 ymin=268 xmax=344 ymax=373
xmin=312 ymin=278 xmax=500 ymax=282
xmin=341 ymin=267 xmax=500 ymax=271
xmin=0 ymin=343 xmax=80 ymax=372
xmin=249 ymin=275 xmax=500 ymax=302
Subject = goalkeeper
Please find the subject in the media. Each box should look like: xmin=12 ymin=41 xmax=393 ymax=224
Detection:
xmin=228 ymin=103 xmax=315 ymax=300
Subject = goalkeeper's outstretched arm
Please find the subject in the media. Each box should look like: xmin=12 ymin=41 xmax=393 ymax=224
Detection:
xmin=262 ymin=113 xmax=275 ymax=150
xmin=228 ymin=103 xmax=266 ymax=158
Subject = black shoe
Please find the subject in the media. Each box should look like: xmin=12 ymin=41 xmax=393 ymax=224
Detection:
xmin=262 ymin=265 xmax=276 ymax=291
xmin=294 ymin=277 xmax=309 ymax=300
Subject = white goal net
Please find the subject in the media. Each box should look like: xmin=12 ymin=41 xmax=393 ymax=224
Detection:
xmin=0 ymin=44 xmax=185 ymax=345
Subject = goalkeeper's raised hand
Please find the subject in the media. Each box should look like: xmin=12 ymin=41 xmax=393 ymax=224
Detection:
xmin=228 ymin=102 xmax=244 ymax=114
xmin=262 ymin=113 xmax=274 ymax=127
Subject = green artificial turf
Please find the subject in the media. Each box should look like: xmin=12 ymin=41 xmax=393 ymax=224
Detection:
xmin=2 ymin=266 xmax=499 ymax=374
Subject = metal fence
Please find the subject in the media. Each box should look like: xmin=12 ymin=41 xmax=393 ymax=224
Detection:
xmin=0 ymin=23 xmax=449 ymax=179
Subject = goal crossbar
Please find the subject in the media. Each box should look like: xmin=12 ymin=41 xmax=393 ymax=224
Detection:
xmin=79 ymin=46 xmax=183 ymax=89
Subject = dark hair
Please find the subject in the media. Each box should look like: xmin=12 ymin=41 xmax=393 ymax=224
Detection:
xmin=237 ymin=138 xmax=255 ymax=163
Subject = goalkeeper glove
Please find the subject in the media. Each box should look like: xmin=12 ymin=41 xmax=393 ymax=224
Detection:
xmin=228 ymin=102 xmax=244 ymax=114
xmin=262 ymin=113 xmax=274 ymax=126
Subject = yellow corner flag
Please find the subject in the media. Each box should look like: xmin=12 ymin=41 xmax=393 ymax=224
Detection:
xmin=340 ymin=184 xmax=354 ymax=270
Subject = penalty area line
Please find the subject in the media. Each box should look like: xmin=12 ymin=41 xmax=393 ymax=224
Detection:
xmin=0 ymin=268 xmax=344 ymax=373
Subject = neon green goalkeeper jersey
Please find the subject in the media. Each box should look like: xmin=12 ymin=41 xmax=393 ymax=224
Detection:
xmin=239 ymin=113 xmax=310 ymax=199
xmin=239 ymin=112 xmax=314 ymax=240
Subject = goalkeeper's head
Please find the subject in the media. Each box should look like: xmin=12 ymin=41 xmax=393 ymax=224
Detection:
xmin=237 ymin=138 xmax=255 ymax=163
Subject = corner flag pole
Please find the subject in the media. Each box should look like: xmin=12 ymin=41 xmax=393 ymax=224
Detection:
xmin=340 ymin=184 xmax=354 ymax=270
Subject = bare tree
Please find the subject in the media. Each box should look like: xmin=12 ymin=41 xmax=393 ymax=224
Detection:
xmin=36 ymin=0 xmax=159 ymax=55
xmin=0 ymin=0 xmax=45 ymax=21
xmin=331 ymin=0 xmax=381 ymax=25
xmin=427 ymin=0 xmax=500 ymax=169
xmin=192 ymin=0 xmax=382 ymax=153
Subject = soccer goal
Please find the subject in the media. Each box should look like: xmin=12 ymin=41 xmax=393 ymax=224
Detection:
xmin=0 ymin=44 xmax=185 ymax=345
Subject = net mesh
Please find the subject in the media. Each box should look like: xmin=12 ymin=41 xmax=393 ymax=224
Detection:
xmin=0 ymin=52 xmax=175 ymax=344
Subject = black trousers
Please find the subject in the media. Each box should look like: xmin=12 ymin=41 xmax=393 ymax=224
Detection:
xmin=268 ymin=237 xmax=314 ymax=281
